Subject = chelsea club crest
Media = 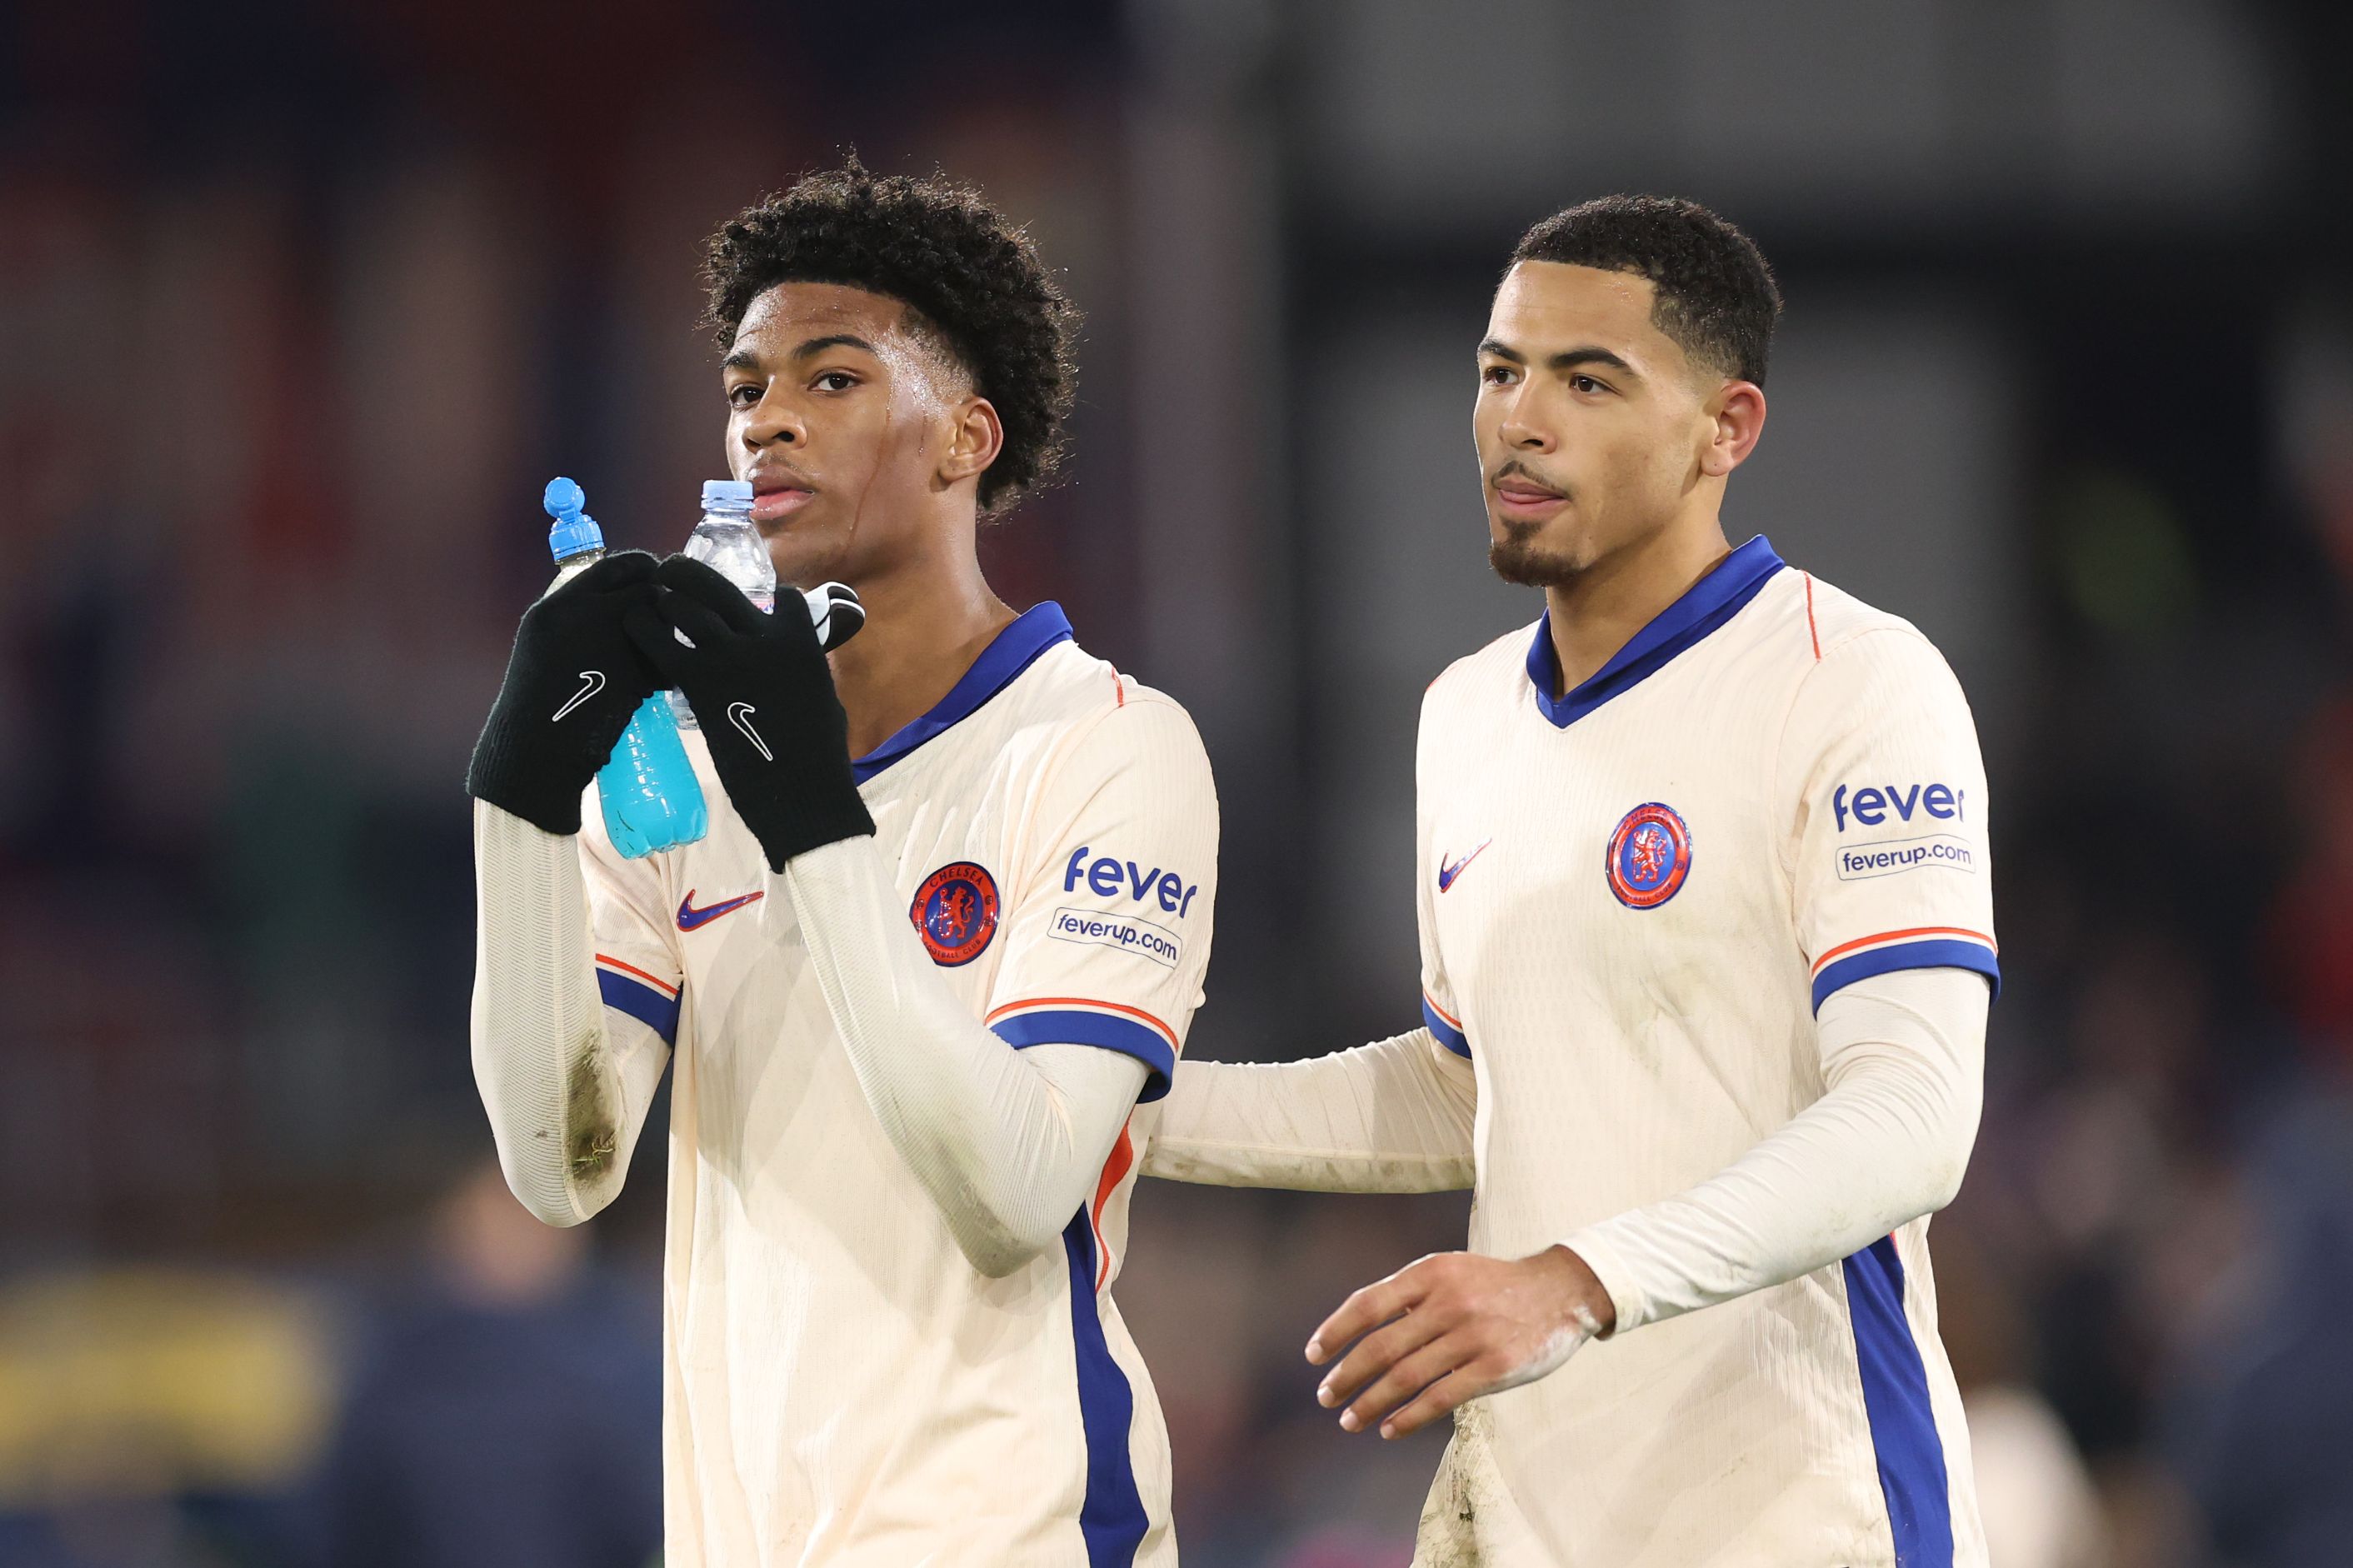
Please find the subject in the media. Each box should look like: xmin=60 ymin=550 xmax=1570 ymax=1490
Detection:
xmin=1605 ymin=802 xmax=1692 ymax=910
xmin=911 ymin=861 xmax=1002 ymax=966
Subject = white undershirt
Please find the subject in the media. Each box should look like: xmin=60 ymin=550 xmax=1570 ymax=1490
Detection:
xmin=470 ymin=803 xmax=1145 ymax=1276
xmin=1138 ymin=966 xmax=1987 ymax=1336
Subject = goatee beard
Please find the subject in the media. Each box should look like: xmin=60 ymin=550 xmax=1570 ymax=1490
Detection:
xmin=1489 ymin=527 xmax=1584 ymax=590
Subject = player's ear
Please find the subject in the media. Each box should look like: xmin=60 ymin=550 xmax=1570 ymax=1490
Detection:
xmin=1700 ymin=380 xmax=1766 ymax=477
xmin=938 ymin=396 xmax=1004 ymax=491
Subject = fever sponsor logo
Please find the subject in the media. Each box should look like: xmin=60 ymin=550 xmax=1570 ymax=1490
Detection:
xmin=1060 ymin=845 xmax=1201 ymax=919
xmin=1836 ymin=834 xmax=1976 ymax=881
xmin=1048 ymin=907 xmax=1183 ymax=967
xmin=912 ymin=861 xmax=1002 ymax=966
xmin=1605 ymin=802 xmax=1692 ymax=910
xmin=1831 ymin=782 xmax=1965 ymax=831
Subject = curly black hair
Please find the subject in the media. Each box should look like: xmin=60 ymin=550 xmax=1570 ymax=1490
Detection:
xmin=703 ymin=157 xmax=1080 ymax=516
xmin=1511 ymin=195 xmax=1781 ymax=386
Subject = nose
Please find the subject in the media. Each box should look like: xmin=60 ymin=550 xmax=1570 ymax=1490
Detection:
xmin=1497 ymin=402 xmax=1553 ymax=453
xmin=742 ymin=388 xmax=806 ymax=450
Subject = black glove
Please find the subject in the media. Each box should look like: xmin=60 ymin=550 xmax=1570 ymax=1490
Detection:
xmin=467 ymin=551 xmax=666 ymax=835
xmin=625 ymin=555 xmax=874 ymax=871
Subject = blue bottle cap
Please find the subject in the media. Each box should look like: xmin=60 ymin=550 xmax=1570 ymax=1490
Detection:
xmin=543 ymin=476 xmax=606 ymax=562
xmin=702 ymin=478 xmax=755 ymax=512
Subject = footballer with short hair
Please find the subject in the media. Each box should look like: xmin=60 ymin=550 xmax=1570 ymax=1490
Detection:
xmin=1145 ymin=195 xmax=1997 ymax=1566
xmin=467 ymin=159 xmax=1217 ymax=1566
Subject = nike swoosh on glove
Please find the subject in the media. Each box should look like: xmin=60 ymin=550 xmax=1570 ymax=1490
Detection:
xmin=467 ymin=550 xmax=667 ymax=835
xmin=624 ymin=555 xmax=874 ymax=871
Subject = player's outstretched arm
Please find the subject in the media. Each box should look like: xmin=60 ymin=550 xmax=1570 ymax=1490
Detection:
xmin=469 ymin=802 xmax=671 ymax=1226
xmin=1137 ymin=1032 xmax=1476 ymax=1193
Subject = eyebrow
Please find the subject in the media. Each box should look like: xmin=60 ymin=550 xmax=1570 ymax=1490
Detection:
xmin=1478 ymin=339 xmax=1636 ymax=376
xmin=722 ymin=333 xmax=882 ymax=373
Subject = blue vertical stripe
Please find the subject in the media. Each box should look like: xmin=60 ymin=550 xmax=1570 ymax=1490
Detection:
xmin=1843 ymin=1236 xmax=1954 ymax=1568
xmin=1063 ymin=1215 xmax=1147 ymax=1566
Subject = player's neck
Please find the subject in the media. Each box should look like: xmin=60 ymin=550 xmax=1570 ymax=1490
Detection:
xmin=827 ymin=543 xmax=1017 ymax=760
xmin=1542 ymin=514 xmax=1732 ymax=696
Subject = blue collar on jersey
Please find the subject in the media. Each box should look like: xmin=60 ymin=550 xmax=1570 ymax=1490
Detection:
xmin=851 ymin=601 xmax=1076 ymax=782
xmin=1525 ymin=534 xmax=1785 ymax=728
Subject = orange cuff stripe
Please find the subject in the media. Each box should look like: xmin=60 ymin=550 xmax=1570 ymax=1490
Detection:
xmin=1811 ymin=926 xmax=1996 ymax=974
xmin=985 ymin=996 xmax=1178 ymax=1049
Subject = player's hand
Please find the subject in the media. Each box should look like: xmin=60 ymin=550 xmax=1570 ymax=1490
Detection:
xmin=467 ymin=550 xmax=666 ymax=835
xmin=1304 ymin=1245 xmax=1614 ymax=1440
xmin=625 ymin=555 xmax=873 ymax=871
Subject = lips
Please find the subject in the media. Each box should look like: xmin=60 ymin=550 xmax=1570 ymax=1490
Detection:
xmin=749 ymin=470 xmax=816 ymax=523
xmin=1492 ymin=477 xmax=1567 ymax=515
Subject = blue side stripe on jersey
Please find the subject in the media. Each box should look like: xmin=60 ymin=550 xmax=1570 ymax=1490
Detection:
xmin=1063 ymin=1216 xmax=1149 ymax=1566
xmin=1526 ymin=534 xmax=1785 ymax=728
xmin=1810 ymin=940 xmax=2001 ymax=1015
xmin=597 ymin=968 xmax=681 ymax=1044
xmin=1844 ymin=1236 xmax=1954 ymax=1568
xmin=992 ymin=1009 xmax=1175 ymax=1101
xmin=852 ymin=602 xmax=1076 ymax=782
xmin=1421 ymin=997 xmax=1471 ymax=1058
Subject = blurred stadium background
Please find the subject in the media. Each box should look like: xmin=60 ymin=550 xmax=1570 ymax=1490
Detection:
xmin=5 ymin=1 xmax=2352 ymax=1564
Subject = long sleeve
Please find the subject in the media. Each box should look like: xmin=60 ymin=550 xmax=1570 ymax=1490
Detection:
xmin=1562 ymin=965 xmax=1986 ymax=1336
xmin=469 ymin=801 xmax=671 ymax=1226
xmin=1137 ymin=1029 xmax=1478 ymax=1192
xmin=783 ymin=836 xmax=1152 ymax=1278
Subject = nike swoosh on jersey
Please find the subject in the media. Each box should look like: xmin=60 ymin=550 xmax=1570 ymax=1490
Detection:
xmin=677 ymin=888 xmax=766 ymax=931
xmin=1437 ymin=838 xmax=1492 ymax=892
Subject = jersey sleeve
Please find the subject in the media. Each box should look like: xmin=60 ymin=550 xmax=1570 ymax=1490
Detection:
xmin=1779 ymin=630 xmax=1998 ymax=1013
xmin=1413 ymin=682 xmax=1470 ymax=1056
xmin=982 ymin=696 xmax=1219 ymax=1101
xmin=577 ymin=788 xmax=686 ymax=1045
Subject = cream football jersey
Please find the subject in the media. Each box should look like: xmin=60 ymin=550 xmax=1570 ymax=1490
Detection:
xmin=580 ymin=603 xmax=1216 ymax=1568
xmin=1413 ymin=537 xmax=1996 ymax=1568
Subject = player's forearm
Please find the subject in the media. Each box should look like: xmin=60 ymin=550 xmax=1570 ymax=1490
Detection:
xmin=783 ymin=837 xmax=1149 ymax=1277
xmin=469 ymin=802 xmax=667 ymax=1226
xmin=1138 ymin=1031 xmax=1477 ymax=1193
xmin=1562 ymin=966 xmax=1986 ymax=1336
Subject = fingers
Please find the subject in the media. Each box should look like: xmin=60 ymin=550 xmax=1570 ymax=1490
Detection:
xmin=1307 ymin=1271 xmax=1418 ymax=1366
xmin=654 ymin=554 xmax=774 ymax=636
xmin=1374 ymin=1365 xmax=1480 ymax=1439
xmin=1324 ymin=1321 xmax=1461 ymax=1432
xmin=647 ymin=585 xmax=740 ymax=654
xmin=622 ymin=602 xmax=693 ymax=686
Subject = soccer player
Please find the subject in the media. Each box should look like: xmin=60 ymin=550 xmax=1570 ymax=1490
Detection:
xmin=464 ymin=162 xmax=1217 ymax=1566
xmin=1142 ymin=196 xmax=1997 ymax=1566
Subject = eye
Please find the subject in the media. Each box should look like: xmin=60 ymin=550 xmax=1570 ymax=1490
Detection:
xmin=813 ymin=370 xmax=859 ymax=393
xmin=1571 ymin=374 xmax=1607 ymax=395
xmin=1481 ymin=364 xmax=1516 ymax=387
xmin=727 ymin=382 xmax=762 ymax=407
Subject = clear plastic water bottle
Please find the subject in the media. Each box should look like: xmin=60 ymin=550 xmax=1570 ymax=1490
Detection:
xmin=542 ymin=477 xmax=709 ymax=857
xmin=672 ymin=479 xmax=775 ymax=730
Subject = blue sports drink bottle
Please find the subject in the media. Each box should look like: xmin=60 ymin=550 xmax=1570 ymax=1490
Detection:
xmin=542 ymin=477 xmax=709 ymax=857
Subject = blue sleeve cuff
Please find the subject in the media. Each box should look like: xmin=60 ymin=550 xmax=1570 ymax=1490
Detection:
xmin=991 ymin=1007 xmax=1176 ymax=1102
xmin=1811 ymin=939 xmax=2000 ymax=1014
xmin=1421 ymin=995 xmax=1471 ymax=1058
xmin=597 ymin=968 xmax=682 ymax=1044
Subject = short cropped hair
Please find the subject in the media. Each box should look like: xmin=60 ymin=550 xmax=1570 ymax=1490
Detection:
xmin=704 ymin=157 xmax=1080 ymax=515
xmin=1511 ymin=195 xmax=1781 ymax=385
